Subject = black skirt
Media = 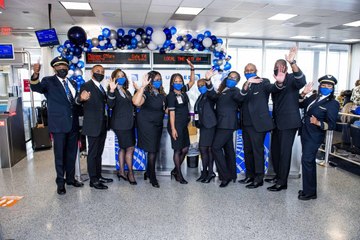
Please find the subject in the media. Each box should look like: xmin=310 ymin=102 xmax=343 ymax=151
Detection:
xmin=199 ymin=127 xmax=216 ymax=147
xmin=113 ymin=129 xmax=135 ymax=149
xmin=168 ymin=123 xmax=190 ymax=150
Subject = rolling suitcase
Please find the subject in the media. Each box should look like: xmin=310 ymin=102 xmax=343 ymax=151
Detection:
xmin=31 ymin=125 xmax=52 ymax=150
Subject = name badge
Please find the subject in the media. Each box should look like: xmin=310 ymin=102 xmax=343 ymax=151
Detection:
xmin=176 ymin=95 xmax=183 ymax=104
xmin=194 ymin=114 xmax=199 ymax=121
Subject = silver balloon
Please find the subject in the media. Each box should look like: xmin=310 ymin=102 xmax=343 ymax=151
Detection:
xmin=74 ymin=68 xmax=83 ymax=76
xmin=184 ymin=42 xmax=192 ymax=50
xmin=91 ymin=37 xmax=99 ymax=47
xmin=217 ymin=59 xmax=223 ymax=66
xmin=137 ymin=41 xmax=145 ymax=48
xmin=109 ymin=30 xmax=118 ymax=40
xmin=141 ymin=33 xmax=147 ymax=39
xmin=209 ymin=45 xmax=216 ymax=51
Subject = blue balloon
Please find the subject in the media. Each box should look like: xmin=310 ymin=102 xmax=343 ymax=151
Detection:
xmin=198 ymin=44 xmax=205 ymax=51
xmin=98 ymin=35 xmax=104 ymax=41
xmin=212 ymin=59 xmax=218 ymax=65
xmin=163 ymin=28 xmax=171 ymax=35
xmin=197 ymin=34 xmax=204 ymax=41
xmin=57 ymin=45 xmax=64 ymax=53
xmin=69 ymin=64 xmax=76 ymax=70
xmin=166 ymin=34 xmax=172 ymax=40
xmin=131 ymin=38 xmax=138 ymax=46
xmin=186 ymin=34 xmax=192 ymax=41
xmin=64 ymin=40 xmax=71 ymax=48
xmin=204 ymin=31 xmax=211 ymax=38
xmin=214 ymin=51 xmax=220 ymax=57
xmin=76 ymin=75 xmax=83 ymax=81
xmin=170 ymin=27 xmax=177 ymax=35
xmin=177 ymin=36 xmax=183 ymax=42
xmin=77 ymin=61 xmax=84 ymax=68
xmin=73 ymin=46 xmax=82 ymax=56
xmin=117 ymin=28 xmax=125 ymax=36
xmin=128 ymin=29 xmax=136 ymax=37
xmin=213 ymin=65 xmax=220 ymax=70
xmin=163 ymin=40 xmax=171 ymax=48
xmin=227 ymin=55 xmax=232 ymax=60
xmin=136 ymin=28 xmax=145 ymax=36
xmin=146 ymin=27 xmax=153 ymax=35
xmin=67 ymin=26 xmax=87 ymax=45
xmin=102 ymin=28 xmax=111 ymax=38
xmin=144 ymin=38 xmax=150 ymax=44
xmin=159 ymin=47 xmax=166 ymax=54
xmin=66 ymin=54 xmax=74 ymax=61
xmin=170 ymin=43 xmax=175 ymax=50
xmin=123 ymin=35 xmax=131 ymax=45
xmin=217 ymin=38 xmax=223 ymax=44
xmin=210 ymin=35 xmax=217 ymax=41
xmin=224 ymin=62 xmax=231 ymax=71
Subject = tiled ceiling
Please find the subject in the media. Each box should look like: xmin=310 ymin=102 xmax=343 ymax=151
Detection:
xmin=0 ymin=0 xmax=359 ymax=48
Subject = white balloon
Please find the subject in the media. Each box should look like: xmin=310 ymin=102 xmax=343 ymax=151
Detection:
xmin=147 ymin=41 xmax=157 ymax=51
xmin=135 ymin=34 xmax=141 ymax=41
xmin=203 ymin=37 xmax=212 ymax=48
xmin=180 ymin=41 xmax=186 ymax=46
xmin=74 ymin=68 xmax=83 ymax=76
xmin=68 ymin=70 xmax=74 ymax=76
xmin=110 ymin=39 xmax=117 ymax=46
xmin=175 ymin=42 xmax=182 ymax=50
xmin=215 ymin=45 xmax=222 ymax=51
xmin=71 ymin=56 xmax=79 ymax=64
xmin=99 ymin=40 xmax=106 ymax=47
xmin=151 ymin=30 xmax=166 ymax=45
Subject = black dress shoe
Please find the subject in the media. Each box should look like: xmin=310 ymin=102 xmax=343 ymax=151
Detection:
xmin=238 ymin=177 xmax=254 ymax=184
xmin=267 ymin=184 xmax=287 ymax=192
xmin=66 ymin=180 xmax=84 ymax=187
xmin=264 ymin=177 xmax=278 ymax=184
xmin=150 ymin=180 xmax=160 ymax=188
xmin=90 ymin=181 xmax=108 ymax=190
xmin=245 ymin=181 xmax=263 ymax=189
xmin=219 ymin=179 xmax=231 ymax=188
xmin=196 ymin=171 xmax=208 ymax=182
xmin=99 ymin=177 xmax=113 ymax=183
xmin=57 ymin=185 xmax=66 ymax=195
xmin=298 ymin=193 xmax=317 ymax=200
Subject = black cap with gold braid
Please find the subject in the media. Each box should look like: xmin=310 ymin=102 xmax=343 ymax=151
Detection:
xmin=50 ymin=56 xmax=69 ymax=68
xmin=318 ymin=75 xmax=337 ymax=85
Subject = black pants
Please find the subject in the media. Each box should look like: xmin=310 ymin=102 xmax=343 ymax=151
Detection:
xmin=301 ymin=139 xmax=319 ymax=196
xmin=242 ymin=126 xmax=267 ymax=182
xmin=52 ymin=128 xmax=78 ymax=186
xmin=271 ymin=128 xmax=298 ymax=186
xmin=87 ymin=124 xmax=107 ymax=183
xmin=212 ymin=129 xmax=236 ymax=181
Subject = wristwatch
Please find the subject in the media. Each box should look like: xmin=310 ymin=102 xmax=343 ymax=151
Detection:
xmin=290 ymin=60 xmax=296 ymax=65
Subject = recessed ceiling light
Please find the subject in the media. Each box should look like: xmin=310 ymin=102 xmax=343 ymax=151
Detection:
xmin=343 ymin=20 xmax=360 ymax=27
xmin=175 ymin=7 xmax=204 ymax=15
xmin=60 ymin=1 xmax=92 ymax=10
xmin=27 ymin=27 xmax=34 ymax=30
xmin=310 ymin=44 xmax=326 ymax=48
xmin=342 ymin=39 xmax=360 ymax=43
xmin=267 ymin=42 xmax=283 ymax=46
xmin=268 ymin=13 xmax=297 ymax=21
xmin=290 ymin=35 xmax=314 ymax=39
xmin=230 ymin=32 xmax=249 ymax=36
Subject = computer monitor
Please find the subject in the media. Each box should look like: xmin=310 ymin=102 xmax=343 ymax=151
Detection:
xmin=0 ymin=44 xmax=15 ymax=60
xmin=35 ymin=28 xmax=60 ymax=47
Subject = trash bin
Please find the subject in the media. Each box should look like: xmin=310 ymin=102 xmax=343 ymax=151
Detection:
xmin=187 ymin=142 xmax=199 ymax=168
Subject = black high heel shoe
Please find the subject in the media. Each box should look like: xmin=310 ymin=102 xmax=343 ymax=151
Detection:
xmin=117 ymin=172 xmax=127 ymax=181
xmin=170 ymin=168 xmax=177 ymax=180
xmin=175 ymin=173 xmax=188 ymax=184
xmin=127 ymin=172 xmax=137 ymax=185
xmin=196 ymin=171 xmax=208 ymax=182
xmin=150 ymin=179 xmax=160 ymax=188
xmin=202 ymin=173 xmax=216 ymax=183
xmin=144 ymin=172 xmax=148 ymax=181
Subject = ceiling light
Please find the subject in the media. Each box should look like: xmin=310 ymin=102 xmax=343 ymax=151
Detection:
xmin=267 ymin=42 xmax=283 ymax=46
xmin=27 ymin=27 xmax=34 ymax=30
xmin=0 ymin=11 xmax=2 ymax=14
xmin=60 ymin=1 xmax=92 ymax=10
xmin=310 ymin=44 xmax=326 ymax=48
xmin=290 ymin=35 xmax=314 ymax=39
xmin=230 ymin=32 xmax=249 ymax=36
xmin=342 ymin=39 xmax=360 ymax=43
xmin=268 ymin=13 xmax=297 ymax=21
xmin=175 ymin=7 xmax=203 ymax=15
xmin=343 ymin=20 xmax=360 ymax=27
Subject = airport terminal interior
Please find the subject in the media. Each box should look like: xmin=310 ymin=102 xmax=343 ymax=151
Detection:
xmin=0 ymin=0 xmax=360 ymax=239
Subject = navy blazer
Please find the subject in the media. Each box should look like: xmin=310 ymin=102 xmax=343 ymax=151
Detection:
xmin=30 ymin=75 xmax=80 ymax=133
xmin=241 ymin=78 xmax=282 ymax=132
xmin=207 ymin=84 xmax=245 ymax=130
xmin=194 ymin=92 xmax=217 ymax=129
xmin=107 ymin=88 xmax=135 ymax=130
xmin=80 ymin=80 xmax=108 ymax=137
xmin=271 ymin=71 xmax=306 ymax=130
xmin=300 ymin=94 xmax=340 ymax=144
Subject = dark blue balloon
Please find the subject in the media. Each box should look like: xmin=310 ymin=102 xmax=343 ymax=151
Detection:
xmin=123 ymin=35 xmax=132 ymax=45
xmin=136 ymin=28 xmax=145 ymax=35
xmin=197 ymin=34 xmax=204 ymax=41
xmin=210 ymin=35 xmax=217 ymax=41
xmin=159 ymin=47 xmax=166 ymax=54
xmin=57 ymin=45 xmax=64 ymax=53
xmin=128 ymin=29 xmax=136 ymax=37
xmin=67 ymin=26 xmax=87 ymax=45
xmin=163 ymin=28 xmax=170 ymax=35
xmin=69 ymin=64 xmax=76 ymax=70
xmin=64 ymin=40 xmax=71 ymax=48
xmin=144 ymin=38 xmax=150 ymax=44
xmin=170 ymin=43 xmax=175 ymax=50
xmin=198 ymin=45 xmax=205 ymax=51
xmin=163 ymin=40 xmax=171 ymax=48
xmin=98 ymin=35 xmax=104 ymax=41
xmin=117 ymin=28 xmax=125 ymax=36
xmin=73 ymin=46 xmax=82 ymax=56
xmin=177 ymin=36 xmax=183 ymax=42
xmin=84 ymin=42 xmax=89 ymax=48
xmin=166 ymin=34 xmax=172 ymax=40
xmin=66 ymin=54 xmax=74 ymax=61
xmin=213 ymin=65 xmax=220 ymax=70
xmin=186 ymin=34 xmax=192 ymax=41
xmin=146 ymin=27 xmax=153 ymax=35
xmin=102 ymin=28 xmax=111 ymax=38
xmin=76 ymin=75 xmax=83 ymax=81
xmin=204 ymin=31 xmax=211 ymax=37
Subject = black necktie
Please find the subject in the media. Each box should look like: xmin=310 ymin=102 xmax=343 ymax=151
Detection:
xmin=63 ymin=80 xmax=75 ymax=105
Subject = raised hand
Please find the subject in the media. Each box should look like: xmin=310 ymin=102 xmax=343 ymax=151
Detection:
xmin=80 ymin=90 xmax=91 ymax=101
xmin=205 ymin=68 xmax=217 ymax=80
xmin=186 ymin=58 xmax=194 ymax=69
xmin=274 ymin=65 xmax=286 ymax=84
xmin=303 ymin=82 xmax=314 ymax=95
xmin=33 ymin=63 xmax=41 ymax=74
xmin=109 ymin=78 xmax=118 ymax=92
xmin=141 ymin=74 xmax=151 ymax=88
xmin=285 ymin=47 xmax=297 ymax=63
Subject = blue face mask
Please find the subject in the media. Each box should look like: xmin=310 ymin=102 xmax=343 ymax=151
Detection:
xmin=173 ymin=83 xmax=183 ymax=91
xmin=116 ymin=77 xmax=126 ymax=86
xmin=245 ymin=73 xmax=257 ymax=80
xmin=226 ymin=78 xmax=237 ymax=88
xmin=319 ymin=87 xmax=333 ymax=96
xmin=198 ymin=85 xmax=207 ymax=94
xmin=152 ymin=80 xmax=162 ymax=89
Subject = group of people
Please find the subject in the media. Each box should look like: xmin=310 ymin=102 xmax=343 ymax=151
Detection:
xmin=31 ymin=47 xmax=340 ymax=201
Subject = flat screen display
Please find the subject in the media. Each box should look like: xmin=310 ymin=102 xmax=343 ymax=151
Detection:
xmin=35 ymin=28 xmax=60 ymax=47
xmin=0 ymin=44 xmax=14 ymax=60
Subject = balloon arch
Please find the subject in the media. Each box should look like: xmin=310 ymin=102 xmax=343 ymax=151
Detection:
xmin=58 ymin=26 xmax=232 ymax=88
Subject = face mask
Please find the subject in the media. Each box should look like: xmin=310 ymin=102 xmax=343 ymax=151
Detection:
xmin=116 ymin=77 xmax=126 ymax=86
xmin=93 ymin=73 xmax=104 ymax=82
xmin=173 ymin=83 xmax=183 ymax=91
xmin=56 ymin=69 xmax=68 ymax=79
xmin=226 ymin=78 xmax=237 ymax=88
xmin=273 ymin=69 xmax=278 ymax=76
xmin=244 ymin=73 xmax=257 ymax=80
xmin=198 ymin=85 xmax=207 ymax=94
xmin=319 ymin=87 xmax=333 ymax=96
xmin=152 ymin=80 xmax=162 ymax=89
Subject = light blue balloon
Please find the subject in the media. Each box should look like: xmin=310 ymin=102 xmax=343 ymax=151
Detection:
xmin=57 ymin=45 xmax=64 ymax=53
xmin=102 ymin=28 xmax=111 ymax=38
xmin=170 ymin=26 xmax=177 ymax=35
xmin=197 ymin=34 xmax=204 ymax=41
xmin=204 ymin=31 xmax=211 ymax=37
xmin=224 ymin=62 xmax=231 ymax=71
xmin=77 ymin=61 xmax=84 ymax=68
